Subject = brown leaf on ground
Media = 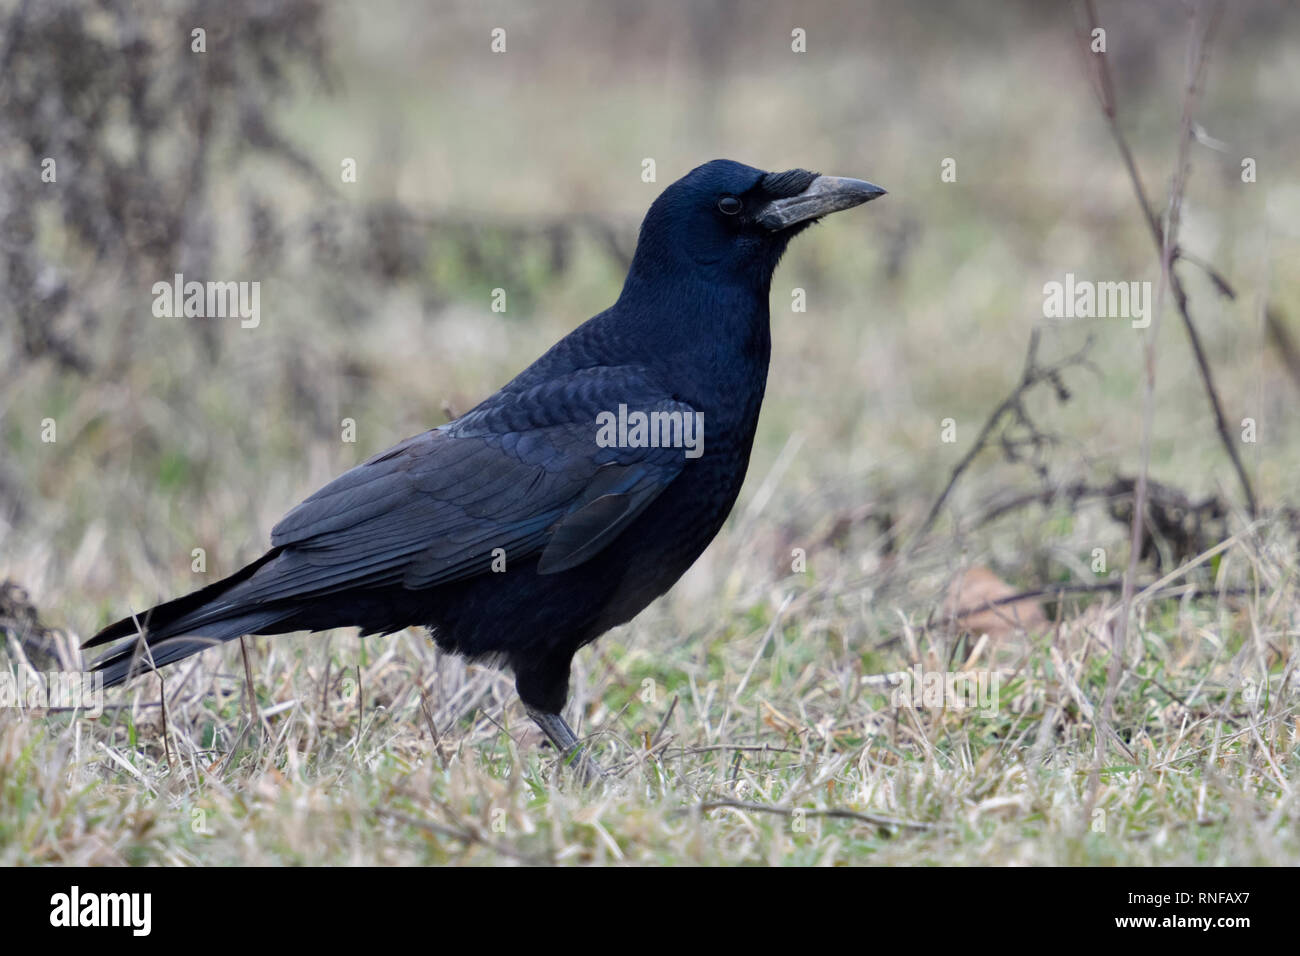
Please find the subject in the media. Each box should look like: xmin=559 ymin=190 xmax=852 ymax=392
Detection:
xmin=944 ymin=566 xmax=1046 ymax=639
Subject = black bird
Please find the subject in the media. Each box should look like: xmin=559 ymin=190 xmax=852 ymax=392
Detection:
xmin=85 ymin=160 xmax=884 ymax=771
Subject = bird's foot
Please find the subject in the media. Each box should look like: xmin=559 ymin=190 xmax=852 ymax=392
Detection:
xmin=526 ymin=706 xmax=607 ymax=784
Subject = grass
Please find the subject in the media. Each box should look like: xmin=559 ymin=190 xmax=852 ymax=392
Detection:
xmin=3 ymin=520 xmax=1297 ymax=865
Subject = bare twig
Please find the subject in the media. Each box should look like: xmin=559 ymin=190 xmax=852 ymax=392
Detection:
xmin=238 ymin=635 xmax=263 ymax=737
xmin=907 ymin=330 xmax=1093 ymax=552
xmin=651 ymin=694 xmax=679 ymax=749
xmin=418 ymin=682 xmax=447 ymax=771
xmin=1113 ymin=0 xmax=1221 ymax=735
xmin=692 ymin=799 xmax=942 ymax=832
xmin=1073 ymin=0 xmax=1227 ymax=817
xmin=157 ymin=672 xmax=172 ymax=766
xmin=973 ymin=474 xmax=1229 ymax=564
xmin=1076 ymin=0 xmax=1251 ymax=517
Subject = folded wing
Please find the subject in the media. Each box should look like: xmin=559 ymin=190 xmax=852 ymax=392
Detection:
xmin=261 ymin=366 xmax=693 ymax=596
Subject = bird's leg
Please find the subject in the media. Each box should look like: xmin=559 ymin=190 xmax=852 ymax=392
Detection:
xmin=525 ymin=706 xmax=607 ymax=783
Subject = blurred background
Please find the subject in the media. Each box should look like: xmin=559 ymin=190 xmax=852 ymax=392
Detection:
xmin=1 ymin=0 xmax=1297 ymax=651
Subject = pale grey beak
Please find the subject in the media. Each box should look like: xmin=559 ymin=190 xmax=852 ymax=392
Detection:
xmin=757 ymin=175 xmax=886 ymax=231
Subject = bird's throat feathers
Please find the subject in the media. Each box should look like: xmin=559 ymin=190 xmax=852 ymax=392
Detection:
xmin=614 ymin=268 xmax=773 ymax=378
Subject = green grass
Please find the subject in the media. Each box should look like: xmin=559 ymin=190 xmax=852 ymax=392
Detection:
xmin=3 ymin=536 xmax=1297 ymax=865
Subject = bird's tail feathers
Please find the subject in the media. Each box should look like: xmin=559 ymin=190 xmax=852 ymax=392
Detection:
xmin=89 ymin=609 xmax=293 ymax=688
xmin=84 ymin=549 xmax=291 ymax=687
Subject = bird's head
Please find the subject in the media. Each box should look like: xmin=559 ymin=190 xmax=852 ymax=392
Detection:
xmin=627 ymin=159 xmax=885 ymax=290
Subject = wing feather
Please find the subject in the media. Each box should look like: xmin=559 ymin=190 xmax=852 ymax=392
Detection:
xmin=239 ymin=368 xmax=696 ymax=600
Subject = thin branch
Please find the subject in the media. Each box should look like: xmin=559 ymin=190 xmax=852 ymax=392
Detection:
xmin=1074 ymin=0 xmax=1227 ymax=813
xmin=651 ymin=694 xmax=679 ymax=749
xmin=1077 ymin=0 xmax=1251 ymax=517
xmin=693 ymin=799 xmax=942 ymax=832
xmin=418 ymin=682 xmax=447 ymax=771
xmin=238 ymin=635 xmax=264 ymax=738
xmin=157 ymin=672 xmax=173 ymax=766
xmin=906 ymin=330 xmax=1093 ymax=553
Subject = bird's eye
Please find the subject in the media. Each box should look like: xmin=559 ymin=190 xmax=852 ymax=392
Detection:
xmin=717 ymin=196 xmax=742 ymax=215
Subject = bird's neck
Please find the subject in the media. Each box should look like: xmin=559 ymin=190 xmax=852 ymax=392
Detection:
xmin=618 ymin=268 xmax=771 ymax=348
xmin=611 ymin=269 xmax=773 ymax=415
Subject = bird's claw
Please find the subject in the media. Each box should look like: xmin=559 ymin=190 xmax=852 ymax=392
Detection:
xmin=527 ymin=706 xmax=607 ymax=785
